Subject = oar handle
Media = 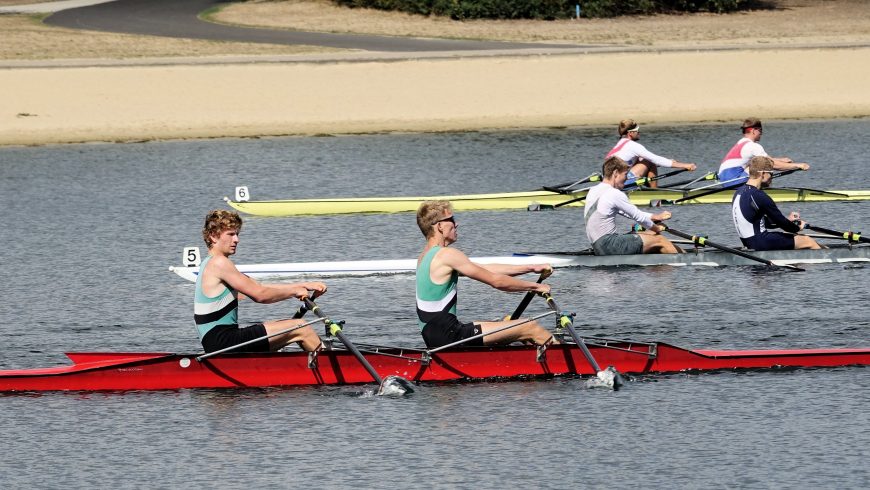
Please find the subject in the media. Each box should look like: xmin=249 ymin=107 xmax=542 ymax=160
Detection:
xmin=803 ymin=224 xmax=869 ymax=244
xmin=630 ymin=168 xmax=688 ymax=188
xmin=541 ymin=293 xmax=602 ymax=373
xmin=658 ymin=171 xmax=717 ymax=189
xmin=291 ymin=303 xmax=309 ymax=319
xmin=508 ymin=270 xmax=549 ymax=320
xmin=302 ymin=297 xmax=383 ymax=385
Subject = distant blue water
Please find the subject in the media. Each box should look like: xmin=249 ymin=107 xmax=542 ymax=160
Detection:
xmin=1 ymin=119 xmax=869 ymax=487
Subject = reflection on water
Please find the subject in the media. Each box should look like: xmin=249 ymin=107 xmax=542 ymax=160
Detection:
xmin=2 ymin=120 xmax=870 ymax=486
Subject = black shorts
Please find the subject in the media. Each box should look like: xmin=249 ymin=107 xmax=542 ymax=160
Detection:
xmin=201 ymin=323 xmax=270 ymax=354
xmin=745 ymin=232 xmax=795 ymax=251
xmin=421 ymin=314 xmax=483 ymax=349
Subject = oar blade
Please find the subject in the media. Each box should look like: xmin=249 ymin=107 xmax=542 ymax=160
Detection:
xmin=304 ymin=297 xmax=414 ymax=396
xmin=527 ymin=202 xmax=555 ymax=212
xmin=780 ymin=264 xmax=805 ymax=272
xmin=585 ymin=366 xmax=625 ymax=390
xmin=377 ymin=375 xmax=416 ymax=396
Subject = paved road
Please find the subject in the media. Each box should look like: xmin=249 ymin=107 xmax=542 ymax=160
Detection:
xmin=0 ymin=0 xmax=111 ymax=13
xmin=44 ymin=0 xmax=583 ymax=52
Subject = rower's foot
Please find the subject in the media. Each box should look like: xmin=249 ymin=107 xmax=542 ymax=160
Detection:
xmin=541 ymin=335 xmax=560 ymax=346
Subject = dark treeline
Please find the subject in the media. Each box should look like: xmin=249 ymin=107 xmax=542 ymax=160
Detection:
xmin=332 ymin=0 xmax=770 ymax=20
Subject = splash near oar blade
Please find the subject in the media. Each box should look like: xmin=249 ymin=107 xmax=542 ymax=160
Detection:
xmin=378 ymin=375 xmax=416 ymax=396
xmin=544 ymin=294 xmax=624 ymax=390
xmin=303 ymin=297 xmax=413 ymax=396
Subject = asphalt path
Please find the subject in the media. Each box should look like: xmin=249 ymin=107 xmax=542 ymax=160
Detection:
xmin=44 ymin=0 xmax=582 ymax=52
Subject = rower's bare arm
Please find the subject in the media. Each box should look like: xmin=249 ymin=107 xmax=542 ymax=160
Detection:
xmin=772 ymin=158 xmax=809 ymax=171
xmin=481 ymin=263 xmax=551 ymax=278
xmin=215 ymin=258 xmax=309 ymax=304
xmin=295 ymin=282 xmax=328 ymax=299
xmin=674 ymin=161 xmax=697 ymax=171
xmin=652 ymin=211 xmax=671 ymax=223
xmin=443 ymin=248 xmax=549 ymax=294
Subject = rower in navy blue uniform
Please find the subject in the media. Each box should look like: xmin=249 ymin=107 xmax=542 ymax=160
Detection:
xmin=731 ymin=156 xmax=821 ymax=251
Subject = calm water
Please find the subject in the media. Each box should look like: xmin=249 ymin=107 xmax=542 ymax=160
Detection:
xmin=1 ymin=120 xmax=870 ymax=487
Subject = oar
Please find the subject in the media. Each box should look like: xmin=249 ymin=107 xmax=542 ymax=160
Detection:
xmin=541 ymin=293 xmax=623 ymax=389
xmin=529 ymin=169 xmax=689 ymax=211
xmin=661 ymin=225 xmax=804 ymax=271
xmin=802 ymin=224 xmax=870 ymax=244
xmin=302 ymin=297 xmax=413 ymax=396
xmin=291 ymin=302 xmax=309 ymax=319
xmin=508 ymin=270 xmax=550 ymax=320
xmin=542 ymin=173 xmax=602 ymax=194
xmin=658 ymin=171 xmax=718 ymax=190
xmin=628 ymin=168 xmax=688 ymax=189
xmin=527 ymin=192 xmax=589 ymax=211
xmin=651 ymin=168 xmax=802 ymax=206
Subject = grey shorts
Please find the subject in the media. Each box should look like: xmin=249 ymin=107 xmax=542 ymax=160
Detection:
xmin=592 ymin=233 xmax=643 ymax=255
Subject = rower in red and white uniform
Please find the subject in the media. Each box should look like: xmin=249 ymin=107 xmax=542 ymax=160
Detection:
xmin=717 ymin=118 xmax=809 ymax=188
xmin=606 ymin=119 xmax=697 ymax=188
xmin=585 ymin=156 xmax=681 ymax=255
xmin=731 ymin=156 xmax=821 ymax=251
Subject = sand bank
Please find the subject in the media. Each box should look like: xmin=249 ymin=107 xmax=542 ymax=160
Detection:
xmin=2 ymin=47 xmax=868 ymax=146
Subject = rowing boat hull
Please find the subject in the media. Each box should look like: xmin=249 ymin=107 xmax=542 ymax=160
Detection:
xmin=169 ymin=245 xmax=870 ymax=281
xmin=2 ymin=342 xmax=869 ymax=392
xmin=224 ymin=188 xmax=870 ymax=216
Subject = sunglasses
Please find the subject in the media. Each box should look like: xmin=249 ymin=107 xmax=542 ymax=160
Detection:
xmin=437 ymin=216 xmax=456 ymax=225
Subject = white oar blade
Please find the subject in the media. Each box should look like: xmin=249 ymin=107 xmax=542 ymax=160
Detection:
xmin=585 ymin=366 xmax=625 ymax=390
xmin=377 ymin=375 xmax=415 ymax=396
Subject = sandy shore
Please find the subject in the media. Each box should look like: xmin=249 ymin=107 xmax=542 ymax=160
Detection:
xmin=1 ymin=0 xmax=869 ymax=146
xmin=2 ymin=46 xmax=869 ymax=146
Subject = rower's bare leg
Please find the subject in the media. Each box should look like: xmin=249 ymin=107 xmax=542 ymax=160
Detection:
xmin=629 ymin=162 xmax=650 ymax=184
xmin=263 ymin=319 xmax=322 ymax=352
xmin=478 ymin=319 xmax=556 ymax=346
xmin=639 ymin=232 xmax=681 ymax=254
xmin=646 ymin=164 xmax=659 ymax=188
xmin=794 ymin=235 xmax=822 ymax=250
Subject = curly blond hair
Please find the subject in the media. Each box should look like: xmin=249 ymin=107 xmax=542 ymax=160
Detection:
xmin=202 ymin=210 xmax=242 ymax=248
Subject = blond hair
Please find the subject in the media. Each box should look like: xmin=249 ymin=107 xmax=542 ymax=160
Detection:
xmin=417 ymin=200 xmax=453 ymax=238
xmin=202 ymin=209 xmax=242 ymax=248
xmin=602 ymin=156 xmax=630 ymax=179
xmin=618 ymin=119 xmax=639 ymax=137
xmin=747 ymin=155 xmax=774 ymax=179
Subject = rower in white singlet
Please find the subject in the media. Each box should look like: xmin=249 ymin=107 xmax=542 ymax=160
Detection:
xmin=606 ymin=119 xmax=697 ymax=188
